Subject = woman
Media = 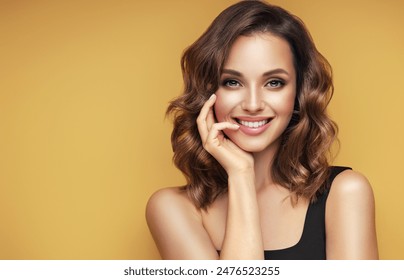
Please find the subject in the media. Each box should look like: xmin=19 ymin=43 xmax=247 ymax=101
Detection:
xmin=146 ymin=0 xmax=378 ymax=260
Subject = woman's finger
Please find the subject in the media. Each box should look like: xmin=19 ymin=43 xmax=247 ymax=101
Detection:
xmin=205 ymin=100 xmax=216 ymax=130
xmin=206 ymin=122 xmax=239 ymax=146
xmin=197 ymin=94 xmax=216 ymax=141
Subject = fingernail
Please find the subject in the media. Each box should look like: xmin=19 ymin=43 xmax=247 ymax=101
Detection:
xmin=209 ymin=94 xmax=216 ymax=99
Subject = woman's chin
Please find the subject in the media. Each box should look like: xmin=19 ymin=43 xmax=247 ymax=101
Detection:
xmin=234 ymin=142 xmax=274 ymax=154
xmin=229 ymin=136 xmax=281 ymax=155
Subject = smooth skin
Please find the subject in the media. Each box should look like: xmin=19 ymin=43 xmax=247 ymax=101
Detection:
xmin=146 ymin=33 xmax=378 ymax=260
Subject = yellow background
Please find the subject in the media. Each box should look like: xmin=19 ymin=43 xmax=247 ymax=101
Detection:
xmin=1 ymin=0 xmax=403 ymax=259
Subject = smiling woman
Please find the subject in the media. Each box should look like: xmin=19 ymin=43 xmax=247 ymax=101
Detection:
xmin=146 ymin=0 xmax=378 ymax=260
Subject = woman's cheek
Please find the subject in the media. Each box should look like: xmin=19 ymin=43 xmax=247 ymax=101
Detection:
xmin=213 ymin=92 xmax=227 ymax=123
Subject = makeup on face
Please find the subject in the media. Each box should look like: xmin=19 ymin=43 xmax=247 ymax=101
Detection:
xmin=214 ymin=33 xmax=296 ymax=153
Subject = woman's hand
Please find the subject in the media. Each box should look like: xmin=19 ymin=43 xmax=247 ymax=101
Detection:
xmin=196 ymin=94 xmax=254 ymax=175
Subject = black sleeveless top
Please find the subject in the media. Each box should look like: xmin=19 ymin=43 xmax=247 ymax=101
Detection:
xmin=264 ymin=166 xmax=351 ymax=260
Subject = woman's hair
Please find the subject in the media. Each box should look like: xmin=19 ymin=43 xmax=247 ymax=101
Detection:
xmin=167 ymin=0 xmax=337 ymax=209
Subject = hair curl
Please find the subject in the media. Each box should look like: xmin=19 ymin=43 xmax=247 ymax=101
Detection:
xmin=167 ymin=0 xmax=337 ymax=209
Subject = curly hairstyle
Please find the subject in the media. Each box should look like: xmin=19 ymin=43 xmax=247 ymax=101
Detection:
xmin=167 ymin=0 xmax=337 ymax=209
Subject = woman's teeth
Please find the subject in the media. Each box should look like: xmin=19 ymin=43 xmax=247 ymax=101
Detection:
xmin=238 ymin=119 xmax=269 ymax=128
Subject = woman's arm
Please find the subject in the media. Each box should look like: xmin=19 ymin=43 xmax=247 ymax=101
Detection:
xmin=220 ymin=171 xmax=264 ymax=259
xmin=196 ymin=94 xmax=264 ymax=259
xmin=325 ymin=170 xmax=379 ymax=259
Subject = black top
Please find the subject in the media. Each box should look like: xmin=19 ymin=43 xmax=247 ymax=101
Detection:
xmin=264 ymin=166 xmax=351 ymax=260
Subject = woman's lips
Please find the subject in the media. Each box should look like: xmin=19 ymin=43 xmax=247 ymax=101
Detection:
xmin=234 ymin=117 xmax=273 ymax=136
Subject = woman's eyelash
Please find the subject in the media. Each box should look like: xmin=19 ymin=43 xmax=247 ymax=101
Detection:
xmin=222 ymin=79 xmax=241 ymax=87
xmin=267 ymin=79 xmax=285 ymax=88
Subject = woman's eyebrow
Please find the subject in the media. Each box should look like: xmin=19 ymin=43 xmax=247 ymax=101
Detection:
xmin=222 ymin=68 xmax=290 ymax=77
xmin=222 ymin=69 xmax=243 ymax=77
xmin=263 ymin=68 xmax=290 ymax=77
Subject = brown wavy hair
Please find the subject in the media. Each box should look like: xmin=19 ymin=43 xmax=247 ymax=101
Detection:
xmin=167 ymin=0 xmax=337 ymax=209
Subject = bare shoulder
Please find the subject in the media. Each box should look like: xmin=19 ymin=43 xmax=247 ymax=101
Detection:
xmin=146 ymin=187 xmax=200 ymax=225
xmin=326 ymin=169 xmax=378 ymax=259
xmin=328 ymin=169 xmax=374 ymax=203
xmin=147 ymin=187 xmax=190 ymax=208
xmin=146 ymin=187 xmax=217 ymax=259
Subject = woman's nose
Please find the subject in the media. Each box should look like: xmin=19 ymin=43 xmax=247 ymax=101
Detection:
xmin=241 ymin=87 xmax=264 ymax=112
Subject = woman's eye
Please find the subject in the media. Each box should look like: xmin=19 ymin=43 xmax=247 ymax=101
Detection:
xmin=266 ymin=79 xmax=285 ymax=88
xmin=223 ymin=79 xmax=241 ymax=87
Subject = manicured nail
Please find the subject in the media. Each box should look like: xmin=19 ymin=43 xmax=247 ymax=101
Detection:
xmin=209 ymin=94 xmax=216 ymax=99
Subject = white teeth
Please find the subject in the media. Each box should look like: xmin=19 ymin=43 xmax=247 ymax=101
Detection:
xmin=239 ymin=119 xmax=269 ymax=128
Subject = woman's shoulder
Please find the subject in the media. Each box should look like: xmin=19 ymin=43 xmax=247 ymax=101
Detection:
xmin=147 ymin=186 xmax=195 ymax=207
xmin=328 ymin=169 xmax=374 ymax=200
xmin=147 ymin=186 xmax=186 ymax=204
xmin=146 ymin=187 xmax=201 ymax=224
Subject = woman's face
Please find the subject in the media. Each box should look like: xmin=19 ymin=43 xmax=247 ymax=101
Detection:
xmin=214 ymin=33 xmax=296 ymax=153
